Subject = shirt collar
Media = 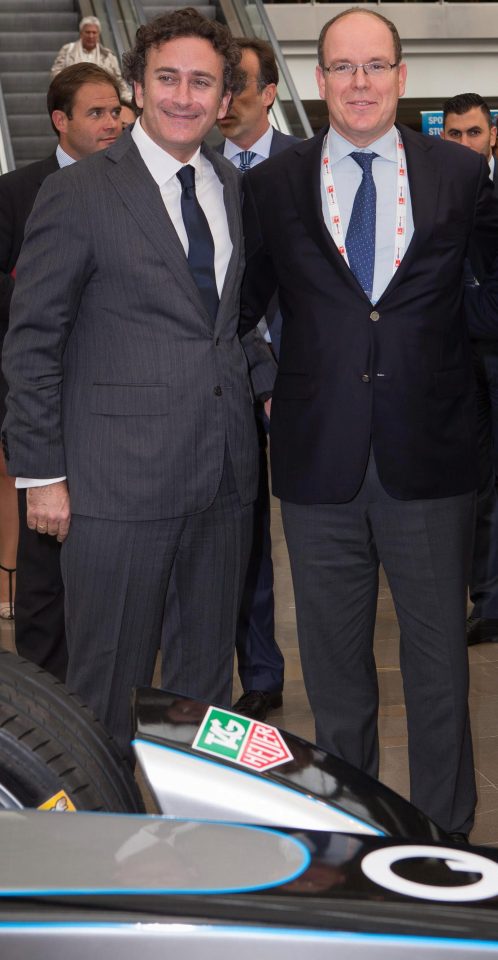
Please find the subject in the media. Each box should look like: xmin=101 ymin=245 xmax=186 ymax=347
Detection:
xmin=56 ymin=144 xmax=77 ymax=168
xmin=223 ymin=124 xmax=274 ymax=162
xmin=327 ymin=124 xmax=399 ymax=164
xmin=132 ymin=117 xmax=203 ymax=186
xmin=489 ymin=155 xmax=495 ymax=180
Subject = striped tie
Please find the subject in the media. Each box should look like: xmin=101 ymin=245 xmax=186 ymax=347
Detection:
xmin=238 ymin=150 xmax=256 ymax=172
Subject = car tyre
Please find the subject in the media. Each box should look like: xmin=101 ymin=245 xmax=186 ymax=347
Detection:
xmin=0 ymin=650 xmax=143 ymax=812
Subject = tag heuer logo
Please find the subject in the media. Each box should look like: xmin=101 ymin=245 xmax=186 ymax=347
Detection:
xmin=192 ymin=706 xmax=293 ymax=771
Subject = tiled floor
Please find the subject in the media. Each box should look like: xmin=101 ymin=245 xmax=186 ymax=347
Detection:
xmin=2 ymin=494 xmax=498 ymax=845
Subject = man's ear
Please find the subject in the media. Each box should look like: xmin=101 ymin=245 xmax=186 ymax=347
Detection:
xmin=217 ymin=90 xmax=231 ymax=121
xmin=134 ymin=80 xmax=144 ymax=110
xmin=51 ymin=110 xmax=69 ymax=134
xmin=262 ymin=83 xmax=277 ymax=110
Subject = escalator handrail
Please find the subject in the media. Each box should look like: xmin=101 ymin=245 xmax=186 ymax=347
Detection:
xmin=250 ymin=0 xmax=312 ymax=138
xmin=0 ymin=79 xmax=15 ymax=173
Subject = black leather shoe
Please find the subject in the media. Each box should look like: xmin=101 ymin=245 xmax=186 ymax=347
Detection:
xmin=447 ymin=832 xmax=469 ymax=845
xmin=466 ymin=617 xmax=498 ymax=646
xmin=232 ymin=690 xmax=283 ymax=722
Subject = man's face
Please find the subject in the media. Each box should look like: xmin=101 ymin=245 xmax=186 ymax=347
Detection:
xmin=53 ymin=82 xmax=122 ymax=160
xmin=442 ymin=107 xmax=497 ymax=160
xmin=134 ymin=37 xmax=231 ymax=162
xmin=217 ymin=48 xmax=275 ymax=148
xmin=80 ymin=25 xmax=100 ymax=51
xmin=316 ymin=12 xmax=406 ymax=147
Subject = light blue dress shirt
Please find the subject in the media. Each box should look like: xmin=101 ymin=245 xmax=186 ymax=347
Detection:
xmin=321 ymin=125 xmax=414 ymax=304
xmin=223 ymin=124 xmax=274 ymax=168
xmin=55 ymin=144 xmax=76 ymax=169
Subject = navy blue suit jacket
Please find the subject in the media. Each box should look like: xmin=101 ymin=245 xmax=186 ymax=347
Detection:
xmin=241 ymin=124 xmax=498 ymax=504
xmin=0 ymin=153 xmax=59 ymax=416
xmin=217 ymin=127 xmax=300 ymax=357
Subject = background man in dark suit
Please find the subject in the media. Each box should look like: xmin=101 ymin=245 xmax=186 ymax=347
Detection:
xmin=442 ymin=92 xmax=498 ymax=649
xmin=2 ymin=9 xmax=274 ymax=754
xmin=0 ymin=63 xmax=122 ymax=681
xmin=216 ymin=37 xmax=299 ymax=721
xmin=240 ymin=8 xmax=498 ymax=839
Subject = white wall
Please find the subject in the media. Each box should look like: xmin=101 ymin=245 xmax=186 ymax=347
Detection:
xmin=262 ymin=3 xmax=498 ymax=101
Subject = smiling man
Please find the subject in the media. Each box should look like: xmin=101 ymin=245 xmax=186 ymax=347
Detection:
xmin=2 ymin=9 xmax=275 ymax=754
xmin=240 ymin=8 xmax=498 ymax=840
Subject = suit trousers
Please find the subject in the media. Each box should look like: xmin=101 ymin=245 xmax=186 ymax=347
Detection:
xmin=236 ymin=410 xmax=284 ymax=694
xmin=15 ymin=489 xmax=67 ymax=682
xmin=281 ymin=450 xmax=476 ymax=835
xmin=61 ymin=458 xmax=253 ymax=755
xmin=469 ymin=343 xmax=498 ymax=618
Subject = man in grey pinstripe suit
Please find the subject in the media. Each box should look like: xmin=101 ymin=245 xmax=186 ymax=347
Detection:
xmin=2 ymin=10 xmax=275 ymax=753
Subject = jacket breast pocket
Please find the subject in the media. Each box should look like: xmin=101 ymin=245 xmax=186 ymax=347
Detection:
xmin=90 ymin=384 xmax=172 ymax=416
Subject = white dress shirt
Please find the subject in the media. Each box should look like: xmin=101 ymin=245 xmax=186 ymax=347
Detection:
xmin=132 ymin=118 xmax=232 ymax=297
xmin=321 ymin=125 xmax=414 ymax=304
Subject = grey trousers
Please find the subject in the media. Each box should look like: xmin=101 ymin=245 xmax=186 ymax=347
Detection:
xmin=61 ymin=465 xmax=253 ymax=755
xmin=281 ymin=450 xmax=476 ymax=835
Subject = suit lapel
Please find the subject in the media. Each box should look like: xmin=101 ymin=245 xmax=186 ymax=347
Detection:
xmin=291 ymin=130 xmax=368 ymax=296
xmin=203 ymin=143 xmax=242 ymax=335
xmin=378 ymin=124 xmax=441 ymax=301
xmin=39 ymin=153 xmax=59 ymax=185
xmin=104 ymin=135 xmax=212 ymax=325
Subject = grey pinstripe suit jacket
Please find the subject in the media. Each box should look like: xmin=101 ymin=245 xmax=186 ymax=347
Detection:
xmin=2 ymin=129 xmax=268 ymax=521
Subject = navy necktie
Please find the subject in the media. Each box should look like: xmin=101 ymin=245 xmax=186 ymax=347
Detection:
xmin=238 ymin=150 xmax=256 ymax=172
xmin=345 ymin=152 xmax=377 ymax=300
xmin=176 ymin=165 xmax=219 ymax=322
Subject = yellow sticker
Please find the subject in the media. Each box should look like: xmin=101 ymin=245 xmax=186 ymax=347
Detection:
xmin=37 ymin=789 xmax=76 ymax=812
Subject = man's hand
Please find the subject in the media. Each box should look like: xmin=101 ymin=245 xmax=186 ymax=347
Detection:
xmin=264 ymin=397 xmax=272 ymax=420
xmin=26 ymin=481 xmax=71 ymax=543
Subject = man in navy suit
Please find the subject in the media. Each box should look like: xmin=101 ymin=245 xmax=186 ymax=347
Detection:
xmin=442 ymin=93 xmax=498 ymax=649
xmin=240 ymin=8 xmax=498 ymax=838
xmin=218 ymin=38 xmax=299 ymax=721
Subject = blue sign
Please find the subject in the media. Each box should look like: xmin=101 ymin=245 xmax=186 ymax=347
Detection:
xmin=422 ymin=108 xmax=498 ymax=137
xmin=421 ymin=111 xmax=443 ymax=137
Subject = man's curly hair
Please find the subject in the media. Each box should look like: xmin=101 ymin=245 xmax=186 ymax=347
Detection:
xmin=122 ymin=8 xmax=244 ymax=97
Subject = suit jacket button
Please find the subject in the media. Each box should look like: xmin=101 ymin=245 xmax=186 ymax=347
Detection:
xmin=370 ymin=310 xmax=380 ymax=322
xmin=361 ymin=374 xmax=371 ymax=383
xmin=214 ymin=385 xmax=222 ymax=396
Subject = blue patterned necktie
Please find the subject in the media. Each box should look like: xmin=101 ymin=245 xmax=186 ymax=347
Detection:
xmin=238 ymin=150 xmax=256 ymax=172
xmin=345 ymin=152 xmax=378 ymax=300
xmin=176 ymin=164 xmax=219 ymax=322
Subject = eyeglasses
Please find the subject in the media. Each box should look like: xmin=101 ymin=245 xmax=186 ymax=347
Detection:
xmin=322 ymin=61 xmax=398 ymax=77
